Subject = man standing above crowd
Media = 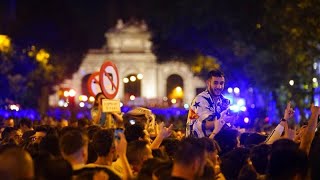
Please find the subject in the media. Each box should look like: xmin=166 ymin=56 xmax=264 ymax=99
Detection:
xmin=186 ymin=69 xmax=236 ymax=138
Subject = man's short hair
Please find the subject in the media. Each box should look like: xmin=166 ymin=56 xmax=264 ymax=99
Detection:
xmin=207 ymin=69 xmax=224 ymax=80
xmin=214 ymin=129 xmax=239 ymax=155
xmin=19 ymin=118 xmax=33 ymax=128
xmin=124 ymin=123 xmax=145 ymax=143
xmin=0 ymin=147 xmax=34 ymax=179
xmin=59 ymin=129 xmax=88 ymax=155
xmin=126 ymin=140 xmax=149 ymax=165
xmin=250 ymin=144 xmax=271 ymax=174
xmin=1 ymin=127 xmax=16 ymax=140
xmin=200 ymin=137 xmax=220 ymax=153
xmin=92 ymin=129 xmax=114 ymax=156
xmin=39 ymin=134 xmax=61 ymax=157
xmin=268 ymin=139 xmax=308 ymax=179
xmin=86 ymin=125 xmax=102 ymax=140
xmin=174 ymin=137 xmax=206 ymax=165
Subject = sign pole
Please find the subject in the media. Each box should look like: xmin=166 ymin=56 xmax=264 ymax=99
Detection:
xmin=99 ymin=61 xmax=120 ymax=128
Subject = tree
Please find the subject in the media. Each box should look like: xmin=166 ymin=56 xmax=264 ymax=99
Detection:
xmin=255 ymin=0 xmax=320 ymax=120
xmin=190 ymin=54 xmax=221 ymax=80
xmin=0 ymin=39 xmax=64 ymax=114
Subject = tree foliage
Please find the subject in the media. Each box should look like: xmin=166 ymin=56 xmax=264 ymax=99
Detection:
xmin=255 ymin=0 xmax=320 ymax=120
xmin=0 ymin=41 xmax=63 ymax=113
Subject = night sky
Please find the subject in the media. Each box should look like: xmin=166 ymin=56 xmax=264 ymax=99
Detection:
xmin=1 ymin=0 xmax=264 ymax=63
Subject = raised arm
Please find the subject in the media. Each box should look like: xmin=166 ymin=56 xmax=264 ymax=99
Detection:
xmin=299 ymin=104 xmax=319 ymax=155
xmin=265 ymin=102 xmax=294 ymax=144
xmin=150 ymin=122 xmax=173 ymax=149
xmin=115 ymin=133 xmax=133 ymax=179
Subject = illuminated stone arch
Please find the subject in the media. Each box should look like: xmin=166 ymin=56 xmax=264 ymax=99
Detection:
xmin=158 ymin=61 xmax=201 ymax=104
xmin=166 ymin=74 xmax=184 ymax=99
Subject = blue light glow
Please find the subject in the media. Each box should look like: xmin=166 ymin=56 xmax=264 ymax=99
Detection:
xmin=240 ymin=106 xmax=247 ymax=111
xmin=244 ymin=117 xmax=249 ymax=123
xmin=234 ymin=87 xmax=240 ymax=94
xmin=230 ymin=105 xmax=240 ymax=112
xmin=237 ymin=99 xmax=246 ymax=106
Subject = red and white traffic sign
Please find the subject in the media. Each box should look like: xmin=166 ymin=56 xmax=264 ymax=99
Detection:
xmin=87 ymin=72 xmax=101 ymax=96
xmin=99 ymin=61 xmax=119 ymax=99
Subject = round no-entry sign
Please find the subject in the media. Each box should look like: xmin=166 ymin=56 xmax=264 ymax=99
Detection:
xmin=87 ymin=72 xmax=101 ymax=96
xmin=99 ymin=61 xmax=119 ymax=99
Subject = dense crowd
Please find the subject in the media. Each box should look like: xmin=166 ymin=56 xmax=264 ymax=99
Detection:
xmin=0 ymin=102 xmax=319 ymax=180
xmin=1 ymin=70 xmax=320 ymax=180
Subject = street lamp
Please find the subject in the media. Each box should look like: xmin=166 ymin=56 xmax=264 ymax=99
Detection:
xmin=289 ymin=80 xmax=294 ymax=86
xmin=137 ymin=73 xmax=143 ymax=80
xmin=69 ymin=89 xmax=76 ymax=97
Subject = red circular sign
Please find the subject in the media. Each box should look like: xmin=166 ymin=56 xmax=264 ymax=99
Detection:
xmin=99 ymin=61 xmax=119 ymax=99
xmin=87 ymin=72 xmax=101 ymax=96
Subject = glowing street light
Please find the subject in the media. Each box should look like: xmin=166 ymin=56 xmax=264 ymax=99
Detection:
xmin=130 ymin=95 xmax=135 ymax=100
xmin=79 ymin=102 xmax=85 ymax=107
xmin=312 ymin=77 xmax=317 ymax=83
xmin=244 ymin=117 xmax=249 ymax=123
xmin=64 ymin=91 xmax=70 ymax=97
xmin=79 ymin=95 xmax=88 ymax=102
xmin=314 ymin=62 xmax=318 ymax=70
xmin=137 ymin=73 xmax=143 ymax=80
xmin=171 ymin=86 xmax=183 ymax=99
xmin=58 ymin=100 xmax=65 ymax=107
xmin=289 ymin=80 xmax=294 ymax=86
xmin=130 ymin=76 xmax=136 ymax=82
xmin=123 ymin=77 xmax=129 ymax=83
xmin=234 ymin=87 xmax=240 ymax=94
xmin=171 ymin=98 xmax=177 ymax=104
xmin=69 ymin=89 xmax=76 ymax=97
xmin=237 ymin=99 xmax=245 ymax=106
xmin=89 ymin=96 xmax=95 ymax=102
xmin=240 ymin=106 xmax=247 ymax=112
xmin=227 ymin=87 xmax=233 ymax=93
xmin=9 ymin=104 xmax=19 ymax=111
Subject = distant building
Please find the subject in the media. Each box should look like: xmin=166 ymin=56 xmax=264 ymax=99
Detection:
xmin=49 ymin=19 xmax=205 ymax=107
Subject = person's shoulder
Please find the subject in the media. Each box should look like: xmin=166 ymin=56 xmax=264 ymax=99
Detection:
xmin=220 ymin=94 xmax=229 ymax=100
xmin=111 ymin=159 xmax=124 ymax=175
xmin=73 ymin=165 xmax=121 ymax=180
xmin=194 ymin=90 xmax=210 ymax=100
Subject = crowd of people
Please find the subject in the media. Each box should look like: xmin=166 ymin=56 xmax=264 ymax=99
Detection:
xmin=0 ymin=69 xmax=320 ymax=180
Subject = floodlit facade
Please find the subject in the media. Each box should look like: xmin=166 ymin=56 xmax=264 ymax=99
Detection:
xmin=49 ymin=20 xmax=205 ymax=107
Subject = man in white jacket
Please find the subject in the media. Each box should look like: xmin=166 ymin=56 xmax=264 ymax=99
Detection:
xmin=186 ymin=69 xmax=236 ymax=138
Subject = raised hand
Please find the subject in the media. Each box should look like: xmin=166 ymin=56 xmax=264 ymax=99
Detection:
xmin=284 ymin=101 xmax=295 ymax=120
xmin=299 ymin=103 xmax=320 ymax=155
xmin=310 ymin=103 xmax=320 ymax=116
xmin=158 ymin=122 xmax=173 ymax=138
xmin=220 ymin=108 xmax=238 ymax=125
